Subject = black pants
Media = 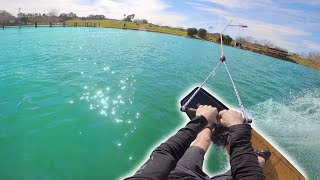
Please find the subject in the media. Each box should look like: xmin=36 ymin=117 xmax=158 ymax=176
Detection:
xmin=168 ymin=146 xmax=232 ymax=180
xmin=126 ymin=123 xmax=264 ymax=180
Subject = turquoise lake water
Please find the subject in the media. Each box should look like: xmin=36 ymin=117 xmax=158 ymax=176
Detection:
xmin=0 ymin=27 xmax=319 ymax=179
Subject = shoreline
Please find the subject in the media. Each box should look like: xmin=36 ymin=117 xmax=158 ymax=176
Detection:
xmin=68 ymin=19 xmax=320 ymax=71
xmin=3 ymin=21 xmax=318 ymax=70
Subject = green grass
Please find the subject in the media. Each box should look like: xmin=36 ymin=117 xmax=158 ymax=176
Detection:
xmin=288 ymin=55 xmax=320 ymax=70
xmin=65 ymin=19 xmax=187 ymax=37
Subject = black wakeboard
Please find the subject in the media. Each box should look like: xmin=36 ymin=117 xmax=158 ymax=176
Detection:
xmin=180 ymin=87 xmax=230 ymax=146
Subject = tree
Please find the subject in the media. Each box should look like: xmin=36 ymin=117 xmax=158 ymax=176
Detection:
xmin=217 ymin=34 xmax=233 ymax=45
xmin=245 ymin=36 xmax=254 ymax=43
xmin=47 ymin=9 xmax=58 ymax=23
xmin=68 ymin=12 xmax=77 ymax=18
xmin=123 ymin=14 xmax=135 ymax=22
xmin=260 ymin=39 xmax=275 ymax=48
xmin=59 ymin=13 xmax=68 ymax=21
xmin=0 ymin=10 xmax=15 ymax=24
xmin=235 ymin=37 xmax=246 ymax=44
xmin=87 ymin=15 xmax=105 ymax=20
xmin=20 ymin=17 xmax=29 ymax=24
xmin=187 ymin=28 xmax=198 ymax=37
xmin=58 ymin=12 xmax=77 ymax=21
xmin=198 ymin=28 xmax=207 ymax=39
xmin=224 ymin=35 xmax=233 ymax=45
xmin=59 ymin=13 xmax=76 ymax=21
xmin=47 ymin=9 xmax=58 ymax=17
xmin=308 ymin=51 xmax=320 ymax=62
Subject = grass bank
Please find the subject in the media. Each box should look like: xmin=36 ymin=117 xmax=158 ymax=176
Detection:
xmin=65 ymin=20 xmax=187 ymax=37
xmin=287 ymin=55 xmax=320 ymax=70
xmin=241 ymin=43 xmax=320 ymax=70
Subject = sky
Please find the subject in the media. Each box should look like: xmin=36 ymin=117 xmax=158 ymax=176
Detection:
xmin=1 ymin=0 xmax=320 ymax=53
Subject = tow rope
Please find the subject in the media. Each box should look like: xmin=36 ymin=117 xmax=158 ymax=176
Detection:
xmin=181 ymin=22 xmax=252 ymax=124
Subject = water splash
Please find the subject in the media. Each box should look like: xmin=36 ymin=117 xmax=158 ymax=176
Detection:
xmin=249 ymin=89 xmax=320 ymax=179
xmin=250 ymin=89 xmax=320 ymax=134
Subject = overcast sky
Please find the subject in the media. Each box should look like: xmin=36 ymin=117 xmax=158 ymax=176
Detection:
xmin=2 ymin=0 xmax=320 ymax=53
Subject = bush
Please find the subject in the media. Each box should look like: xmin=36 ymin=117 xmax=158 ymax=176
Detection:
xmin=198 ymin=28 xmax=207 ymax=39
xmin=187 ymin=28 xmax=198 ymax=37
xmin=217 ymin=34 xmax=233 ymax=45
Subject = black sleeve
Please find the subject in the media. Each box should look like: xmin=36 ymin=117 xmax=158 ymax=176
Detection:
xmin=125 ymin=116 xmax=208 ymax=180
xmin=228 ymin=124 xmax=265 ymax=180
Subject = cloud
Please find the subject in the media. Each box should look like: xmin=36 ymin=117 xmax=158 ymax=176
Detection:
xmin=186 ymin=2 xmax=230 ymax=17
xmin=199 ymin=0 xmax=252 ymax=9
xmin=187 ymin=1 xmax=311 ymax=52
xmin=198 ymin=0 xmax=273 ymax=9
xmin=97 ymin=0 xmax=187 ymax=27
xmin=303 ymin=41 xmax=320 ymax=51
xmin=2 ymin=0 xmax=105 ymax=16
xmin=286 ymin=0 xmax=320 ymax=6
xmin=235 ymin=18 xmax=307 ymax=50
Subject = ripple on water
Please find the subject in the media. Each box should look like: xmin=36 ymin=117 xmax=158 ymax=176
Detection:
xmin=78 ymin=65 xmax=140 ymax=145
xmin=1 ymin=27 xmax=319 ymax=179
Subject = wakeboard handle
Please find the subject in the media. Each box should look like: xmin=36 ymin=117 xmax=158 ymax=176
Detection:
xmin=182 ymin=107 xmax=252 ymax=124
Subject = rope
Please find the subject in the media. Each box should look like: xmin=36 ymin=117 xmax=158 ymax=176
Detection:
xmin=222 ymin=61 xmax=249 ymax=122
xmin=181 ymin=62 xmax=221 ymax=112
xmin=181 ymin=20 xmax=251 ymax=123
xmin=217 ymin=20 xmax=251 ymax=123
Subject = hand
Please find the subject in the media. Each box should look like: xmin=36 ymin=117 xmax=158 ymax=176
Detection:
xmin=196 ymin=105 xmax=218 ymax=124
xmin=218 ymin=109 xmax=244 ymax=127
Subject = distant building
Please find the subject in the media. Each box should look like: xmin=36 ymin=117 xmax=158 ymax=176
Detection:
xmin=134 ymin=19 xmax=148 ymax=24
xmin=8 ymin=20 xmax=16 ymax=25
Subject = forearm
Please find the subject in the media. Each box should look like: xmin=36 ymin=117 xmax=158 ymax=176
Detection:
xmin=154 ymin=115 xmax=208 ymax=160
xmin=126 ymin=116 xmax=208 ymax=180
xmin=229 ymin=124 xmax=264 ymax=180
xmin=192 ymin=128 xmax=212 ymax=153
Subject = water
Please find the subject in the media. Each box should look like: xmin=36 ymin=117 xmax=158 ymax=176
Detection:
xmin=0 ymin=27 xmax=319 ymax=179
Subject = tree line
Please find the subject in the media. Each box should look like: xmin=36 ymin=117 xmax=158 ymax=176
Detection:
xmin=187 ymin=28 xmax=207 ymax=39
xmin=235 ymin=36 xmax=320 ymax=62
xmin=302 ymin=51 xmax=320 ymax=62
xmin=235 ymin=36 xmax=288 ymax=52
xmin=187 ymin=27 xmax=234 ymax=45
xmin=0 ymin=9 xmax=108 ymax=25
